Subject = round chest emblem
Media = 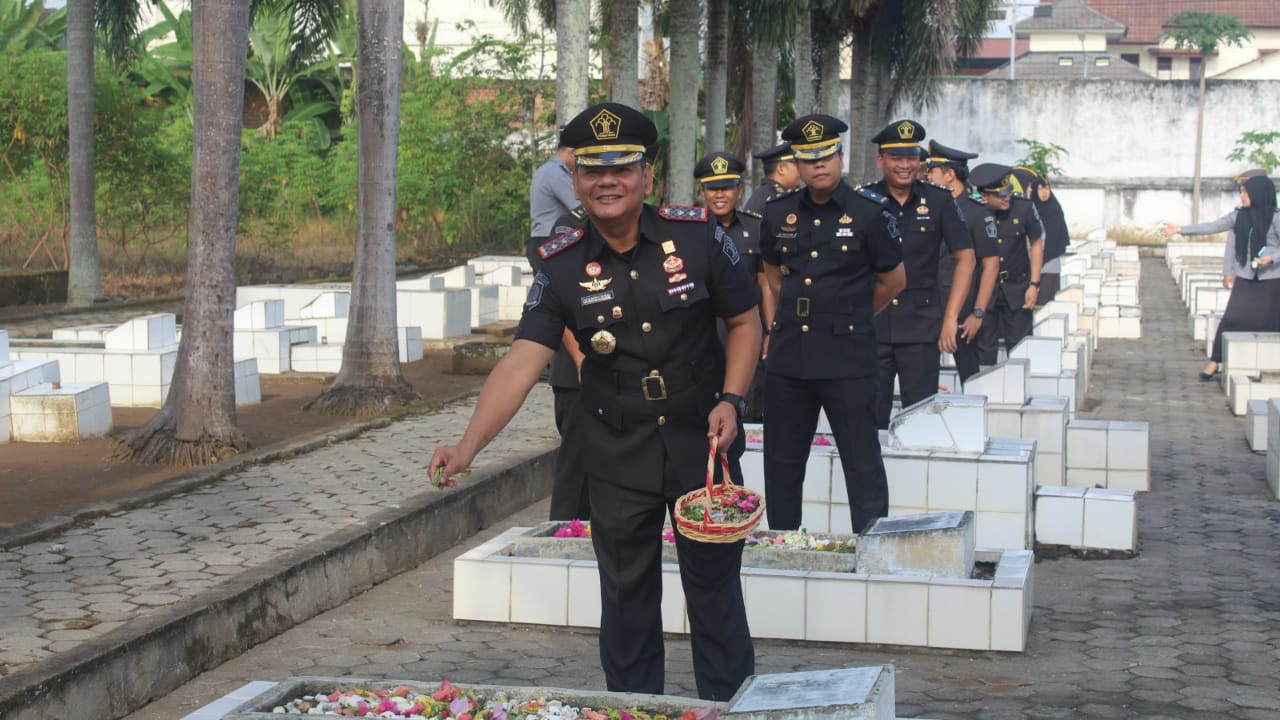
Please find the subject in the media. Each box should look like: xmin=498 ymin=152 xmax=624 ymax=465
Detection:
xmin=585 ymin=261 xmax=603 ymax=277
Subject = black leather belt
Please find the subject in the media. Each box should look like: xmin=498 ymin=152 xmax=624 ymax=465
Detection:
xmin=581 ymin=361 xmax=705 ymax=400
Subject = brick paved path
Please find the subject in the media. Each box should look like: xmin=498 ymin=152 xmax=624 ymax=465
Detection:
xmin=11 ymin=257 xmax=1280 ymax=719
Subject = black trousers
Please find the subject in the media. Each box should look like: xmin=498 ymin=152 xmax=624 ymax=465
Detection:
xmin=589 ymin=457 xmax=754 ymax=701
xmin=1210 ymin=276 xmax=1280 ymax=362
xmin=977 ymin=295 xmax=1033 ymax=366
xmin=762 ymin=372 xmax=888 ymax=533
xmin=1037 ymin=273 xmax=1061 ymax=305
xmin=549 ymin=387 xmax=590 ymax=521
xmin=875 ymin=342 xmax=941 ymax=429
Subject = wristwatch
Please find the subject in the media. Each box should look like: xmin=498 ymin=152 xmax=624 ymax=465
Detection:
xmin=972 ymin=308 xmax=986 ymax=319
xmin=1029 ymin=280 xmax=1041 ymax=288
xmin=718 ymin=392 xmax=747 ymax=415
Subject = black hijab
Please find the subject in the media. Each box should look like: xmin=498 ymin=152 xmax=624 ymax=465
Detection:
xmin=1030 ymin=179 xmax=1070 ymax=262
xmin=1235 ymin=175 xmax=1278 ymax=267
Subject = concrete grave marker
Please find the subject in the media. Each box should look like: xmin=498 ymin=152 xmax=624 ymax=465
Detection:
xmin=726 ymin=666 xmax=894 ymax=720
xmin=856 ymin=511 xmax=975 ymax=579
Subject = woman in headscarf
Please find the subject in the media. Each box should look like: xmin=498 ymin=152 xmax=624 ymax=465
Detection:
xmin=1162 ymin=172 xmax=1280 ymax=380
xmin=1028 ymin=176 xmax=1070 ymax=303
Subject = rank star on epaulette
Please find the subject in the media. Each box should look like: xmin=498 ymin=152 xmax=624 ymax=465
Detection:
xmin=740 ymin=208 xmax=763 ymax=219
xmin=658 ymin=205 xmax=709 ymax=222
xmin=538 ymin=227 xmax=584 ymax=260
xmin=854 ymin=185 xmax=889 ymax=205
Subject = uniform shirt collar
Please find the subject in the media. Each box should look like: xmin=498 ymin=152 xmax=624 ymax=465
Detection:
xmin=581 ymin=204 xmax=662 ymax=259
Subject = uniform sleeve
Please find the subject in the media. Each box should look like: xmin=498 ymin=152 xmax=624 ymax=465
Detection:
xmin=941 ymin=194 xmax=973 ymax=253
xmin=709 ymin=224 xmax=761 ymax=318
xmin=513 ymin=269 xmax=567 ymax=349
xmin=865 ymin=206 xmax=905 ymax=273
xmin=968 ymin=207 xmax=999 ymax=259
xmin=1026 ymin=204 xmax=1044 ymax=241
xmin=758 ymin=210 xmax=780 ymax=266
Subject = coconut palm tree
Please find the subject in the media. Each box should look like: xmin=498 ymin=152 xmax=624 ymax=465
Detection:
xmin=306 ymin=0 xmax=419 ymax=416
xmin=665 ymin=0 xmax=699 ymax=204
xmin=702 ymin=0 xmax=727 ymax=152
xmin=603 ymin=0 xmax=639 ymax=106
xmin=489 ymin=0 xmax=587 ymax=125
xmin=65 ymin=0 xmax=100 ymax=306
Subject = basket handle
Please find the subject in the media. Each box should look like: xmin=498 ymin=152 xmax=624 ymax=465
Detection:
xmin=701 ymin=437 xmax=733 ymax=526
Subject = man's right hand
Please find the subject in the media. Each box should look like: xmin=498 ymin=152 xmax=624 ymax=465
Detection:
xmin=428 ymin=444 xmax=475 ymax=488
xmin=1223 ymin=275 xmax=1235 ymax=289
xmin=960 ymin=314 xmax=983 ymax=342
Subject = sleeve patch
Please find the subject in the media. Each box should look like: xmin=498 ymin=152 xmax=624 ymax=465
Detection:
xmin=715 ymin=225 xmax=741 ymax=265
xmin=537 ymin=228 xmax=584 ymax=260
xmin=524 ymin=271 xmax=550 ymax=309
xmin=881 ymin=209 xmax=901 ymax=241
xmin=658 ymin=205 xmax=709 ymax=222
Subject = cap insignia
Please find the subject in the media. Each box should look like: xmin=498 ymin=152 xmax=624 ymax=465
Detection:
xmin=590 ymin=108 xmax=622 ymax=140
xmin=802 ymin=120 xmax=825 ymax=142
xmin=710 ymin=156 xmax=730 ymax=175
xmin=897 ymin=121 xmax=916 ymax=140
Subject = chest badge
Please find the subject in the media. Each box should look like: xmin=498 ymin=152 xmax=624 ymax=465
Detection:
xmin=916 ymin=206 xmax=928 ymax=215
xmin=663 ymin=255 xmax=684 ymax=273
xmin=662 ymin=240 xmax=676 ymax=254
xmin=1013 ymin=218 xmax=1020 ymax=224
xmin=785 ymin=213 xmax=798 ymax=225
xmin=668 ymin=272 xmax=688 ymax=283
xmin=839 ymin=214 xmax=852 ymax=225
xmin=591 ymin=330 xmax=617 ymax=354
xmin=585 ymin=261 xmax=603 ymax=277
xmin=579 ymin=276 xmax=613 ymax=293
xmin=611 ymin=306 xmax=623 ymax=320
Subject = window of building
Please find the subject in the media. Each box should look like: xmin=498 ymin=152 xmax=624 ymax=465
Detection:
xmin=1095 ymin=56 xmax=1111 ymax=67
xmin=1157 ymin=56 xmax=1172 ymax=80
xmin=1190 ymin=56 xmax=1202 ymax=80
xmin=1058 ymin=56 xmax=1074 ymax=66
xmin=1121 ymin=53 xmax=1139 ymax=66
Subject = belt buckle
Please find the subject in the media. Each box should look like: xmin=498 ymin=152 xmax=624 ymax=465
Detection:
xmin=797 ymin=297 xmax=811 ymax=318
xmin=641 ymin=371 xmax=668 ymax=401
xmin=998 ymin=270 xmax=1009 ymax=283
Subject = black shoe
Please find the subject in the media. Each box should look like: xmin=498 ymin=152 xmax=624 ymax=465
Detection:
xmin=1198 ymin=368 xmax=1220 ymax=381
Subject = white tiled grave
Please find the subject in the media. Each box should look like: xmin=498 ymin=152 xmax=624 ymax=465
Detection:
xmin=289 ymin=326 xmax=425 ymax=373
xmin=9 ymin=381 xmax=112 ymax=441
xmin=1033 ymin=485 xmax=1138 ymax=552
xmin=1246 ymin=399 xmax=1268 ymax=453
xmin=1267 ymin=400 xmax=1280 ymax=500
xmin=1064 ymin=418 xmax=1151 ymax=491
xmin=233 ymin=300 xmax=318 ymax=374
xmin=454 ymin=524 xmax=1034 ymax=652
xmin=0 ymin=358 xmax=61 ymax=442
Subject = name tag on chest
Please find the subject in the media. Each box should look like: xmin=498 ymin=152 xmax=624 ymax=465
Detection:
xmin=836 ymin=228 xmax=854 ymax=238
xmin=581 ymin=290 xmax=615 ymax=306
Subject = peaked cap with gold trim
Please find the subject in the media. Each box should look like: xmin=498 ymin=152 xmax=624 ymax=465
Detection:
xmin=871 ymin=119 xmax=926 ymax=156
xmin=970 ymin=163 xmax=1015 ymax=197
xmin=782 ymin=114 xmax=848 ymax=161
xmin=694 ymin=151 xmax=746 ymax=188
xmin=923 ymin=140 xmax=978 ymax=170
xmin=560 ymin=102 xmax=658 ymax=167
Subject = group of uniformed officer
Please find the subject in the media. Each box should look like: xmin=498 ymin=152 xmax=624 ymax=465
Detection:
xmin=431 ymin=101 xmax=1047 ymax=701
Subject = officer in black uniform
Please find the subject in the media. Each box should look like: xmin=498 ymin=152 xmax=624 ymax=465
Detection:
xmin=924 ymin=141 xmax=1001 ymax=385
xmin=867 ymin=120 xmax=974 ymax=428
xmin=695 ymin=150 xmax=769 ymax=423
xmin=758 ymin=113 xmax=906 ymax=533
xmin=968 ymin=163 xmax=1044 ymax=366
xmin=430 ymin=103 xmax=761 ymax=702
xmin=745 ymin=142 xmax=799 ymax=215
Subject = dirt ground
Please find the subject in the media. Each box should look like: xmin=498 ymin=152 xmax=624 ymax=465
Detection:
xmin=0 ymin=351 xmax=487 ymax=529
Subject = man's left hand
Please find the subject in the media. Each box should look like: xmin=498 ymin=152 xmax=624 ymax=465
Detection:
xmin=707 ymin=402 xmax=739 ymax=451
xmin=1023 ymin=286 xmax=1039 ymax=309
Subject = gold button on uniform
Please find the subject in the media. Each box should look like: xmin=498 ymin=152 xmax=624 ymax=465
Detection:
xmin=657 ymin=416 xmax=666 ymax=426
xmin=810 ymin=250 xmax=818 ymax=258
xmin=597 ymin=408 xmax=604 ymax=416
xmin=596 ymin=315 xmax=606 ymax=323
xmin=801 ymin=324 xmax=810 ymax=332
xmin=630 ymin=270 xmax=639 ymax=280
xmin=848 ymin=324 xmax=855 ymax=331
xmin=680 ymin=293 xmax=688 ymax=301
xmin=997 ymin=239 xmax=1003 ymax=244
xmin=642 ymin=322 xmax=652 ymax=332
xmin=814 ymin=219 xmax=822 ymax=227
xmin=892 ymin=298 xmax=899 ymax=306
xmin=841 ymin=245 xmax=848 ymax=252
xmin=804 ymin=278 xmax=812 ymax=286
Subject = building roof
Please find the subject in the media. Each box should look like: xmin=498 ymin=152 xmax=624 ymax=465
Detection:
xmin=1080 ymin=1 xmax=1280 ymax=45
xmin=1015 ymin=0 xmax=1126 ymax=36
xmin=983 ymin=52 xmax=1151 ymax=80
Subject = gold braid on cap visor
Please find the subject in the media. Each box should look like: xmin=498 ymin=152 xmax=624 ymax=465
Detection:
xmin=789 ymin=137 xmax=841 ymax=159
xmin=699 ymin=174 xmax=742 ymax=184
xmin=574 ymin=144 xmax=646 ymax=167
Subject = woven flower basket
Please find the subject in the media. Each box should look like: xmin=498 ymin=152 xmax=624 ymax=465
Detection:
xmin=673 ymin=438 xmax=765 ymax=543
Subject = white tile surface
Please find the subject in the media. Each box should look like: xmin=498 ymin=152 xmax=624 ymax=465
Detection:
xmin=1066 ymin=420 xmax=1108 ymax=469
xmin=743 ymin=569 xmax=807 ymax=640
xmin=567 ymin=561 xmax=601 ymax=628
xmin=866 ymin=577 xmax=928 ymax=646
xmin=1033 ymin=486 xmax=1085 ymax=546
xmin=1106 ymin=421 xmax=1150 ymax=471
xmin=927 ymin=460 xmax=978 ymax=511
xmin=928 ymin=581 xmax=992 ymax=650
xmin=453 ymin=558 xmax=511 ymax=622
xmin=805 ymin=572 xmax=867 ymax=643
xmin=1083 ymin=488 xmax=1137 ymax=551
xmin=509 ymin=559 xmax=569 ymax=624
xmin=884 ymin=455 xmax=928 ymax=507
xmin=661 ymin=566 xmax=687 ymax=634
xmin=976 ymin=463 xmax=1030 ymax=513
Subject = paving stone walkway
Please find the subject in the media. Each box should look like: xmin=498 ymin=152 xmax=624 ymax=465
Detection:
xmin=8 ymin=256 xmax=1280 ymax=719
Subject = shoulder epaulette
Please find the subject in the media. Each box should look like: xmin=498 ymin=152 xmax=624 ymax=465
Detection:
xmin=853 ymin=184 xmax=889 ymax=205
xmin=739 ymin=208 xmax=763 ymax=219
xmin=766 ymin=188 xmax=800 ymax=203
xmin=569 ymin=205 xmax=587 ymax=220
xmin=537 ymin=227 xmax=584 ymax=261
xmin=923 ymin=180 xmax=952 ymax=193
xmin=965 ymin=193 xmax=989 ymax=206
xmin=658 ymin=205 xmax=709 ymax=222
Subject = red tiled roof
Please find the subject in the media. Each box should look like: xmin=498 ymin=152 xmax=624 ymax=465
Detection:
xmin=1087 ymin=1 xmax=1280 ymax=44
xmin=971 ymin=37 xmax=1031 ymax=59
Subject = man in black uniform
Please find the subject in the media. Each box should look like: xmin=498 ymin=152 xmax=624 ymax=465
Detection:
xmin=695 ymin=150 xmax=770 ymax=423
xmin=968 ymin=163 xmax=1044 ymax=365
xmin=745 ymin=142 xmax=799 ymax=215
xmin=758 ymin=113 xmax=906 ymax=533
xmin=867 ymin=120 xmax=974 ymax=428
xmin=430 ymin=103 xmax=761 ymax=702
xmin=924 ymin=140 xmax=1001 ymax=385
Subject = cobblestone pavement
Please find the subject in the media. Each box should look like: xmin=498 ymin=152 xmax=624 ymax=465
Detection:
xmin=0 ymin=385 xmax=559 ymax=677
xmin=16 ymin=256 xmax=1280 ymax=719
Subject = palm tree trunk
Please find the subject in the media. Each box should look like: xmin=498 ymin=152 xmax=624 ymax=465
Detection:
xmin=556 ymin=0 xmax=590 ymax=126
xmin=115 ymin=0 xmax=251 ymax=465
xmin=817 ymin=30 xmax=840 ymax=116
xmin=847 ymin=28 xmax=884 ymax=183
xmin=66 ymin=0 xmax=101 ymax=306
xmin=749 ymin=42 xmax=778 ymax=183
xmin=702 ymin=0 xmax=728 ymax=152
xmin=606 ymin=0 xmax=639 ymax=106
xmin=666 ymin=0 xmax=700 ymax=205
xmin=793 ymin=0 xmax=813 ymax=115
xmin=307 ymin=0 xmax=417 ymax=415
xmin=1192 ymin=67 xmax=1206 ymax=223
